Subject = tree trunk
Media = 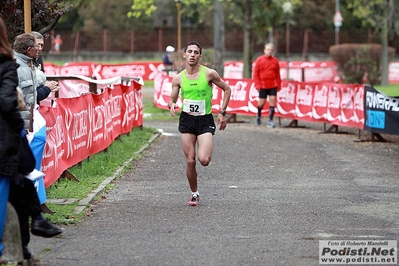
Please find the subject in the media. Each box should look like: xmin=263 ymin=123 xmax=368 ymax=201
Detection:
xmin=213 ymin=0 xmax=225 ymax=77
xmin=242 ymin=5 xmax=252 ymax=79
xmin=243 ymin=28 xmax=252 ymax=78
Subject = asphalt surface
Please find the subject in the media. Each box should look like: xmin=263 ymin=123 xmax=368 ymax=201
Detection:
xmin=27 ymin=113 xmax=399 ymax=266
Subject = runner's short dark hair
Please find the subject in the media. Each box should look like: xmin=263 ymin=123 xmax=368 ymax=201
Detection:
xmin=184 ymin=41 xmax=202 ymax=55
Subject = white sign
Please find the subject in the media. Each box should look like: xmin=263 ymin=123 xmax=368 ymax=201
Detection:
xmin=333 ymin=10 xmax=343 ymax=27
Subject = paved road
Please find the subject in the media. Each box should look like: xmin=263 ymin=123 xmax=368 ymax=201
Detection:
xmin=30 ymin=118 xmax=399 ymax=266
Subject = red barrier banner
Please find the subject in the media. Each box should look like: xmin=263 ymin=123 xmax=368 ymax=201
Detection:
xmin=45 ymin=61 xmax=399 ymax=83
xmin=153 ymin=70 xmax=364 ymax=129
xmin=224 ymin=60 xmax=399 ymax=83
xmin=40 ymin=83 xmax=142 ymax=187
xmin=44 ymin=62 xmax=163 ymax=81
xmin=389 ymin=62 xmax=399 ymax=84
xmin=277 ymin=81 xmax=364 ymax=128
xmin=224 ymin=61 xmax=339 ymax=82
xmin=42 ymin=62 xmax=59 ymax=75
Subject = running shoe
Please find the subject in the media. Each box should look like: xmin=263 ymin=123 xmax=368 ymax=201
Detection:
xmin=267 ymin=121 xmax=276 ymax=128
xmin=188 ymin=195 xmax=200 ymax=206
xmin=256 ymin=116 xmax=261 ymax=125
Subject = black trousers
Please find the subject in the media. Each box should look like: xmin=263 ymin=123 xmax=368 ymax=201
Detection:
xmin=8 ymin=174 xmax=42 ymax=247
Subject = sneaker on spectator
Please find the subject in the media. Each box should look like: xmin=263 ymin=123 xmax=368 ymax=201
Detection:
xmin=188 ymin=195 xmax=200 ymax=206
xmin=267 ymin=121 xmax=276 ymax=128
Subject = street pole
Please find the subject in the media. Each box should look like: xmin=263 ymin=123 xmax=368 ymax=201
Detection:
xmin=283 ymin=2 xmax=292 ymax=80
xmin=335 ymin=0 xmax=340 ymax=45
xmin=24 ymin=0 xmax=31 ymax=33
xmin=286 ymin=14 xmax=290 ymax=62
xmin=175 ymin=0 xmax=182 ymax=70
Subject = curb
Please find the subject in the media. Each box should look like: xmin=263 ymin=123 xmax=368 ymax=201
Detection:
xmin=73 ymin=129 xmax=162 ymax=214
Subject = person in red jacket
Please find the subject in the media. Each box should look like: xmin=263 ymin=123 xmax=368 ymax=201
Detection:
xmin=253 ymin=43 xmax=281 ymax=127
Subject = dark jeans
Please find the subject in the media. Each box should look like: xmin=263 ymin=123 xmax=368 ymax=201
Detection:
xmin=8 ymin=174 xmax=42 ymax=247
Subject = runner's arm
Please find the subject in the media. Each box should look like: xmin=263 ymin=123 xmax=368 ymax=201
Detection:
xmin=168 ymin=74 xmax=181 ymax=116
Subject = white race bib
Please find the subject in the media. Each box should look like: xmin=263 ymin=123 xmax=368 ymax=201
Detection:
xmin=183 ymin=99 xmax=206 ymax=116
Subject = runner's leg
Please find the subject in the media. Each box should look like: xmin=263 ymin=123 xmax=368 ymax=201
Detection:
xmin=269 ymin=95 xmax=276 ymax=120
xmin=181 ymin=133 xmax=198 ymax=192
xmin=197 ymin=133 xmax=213 ymax=167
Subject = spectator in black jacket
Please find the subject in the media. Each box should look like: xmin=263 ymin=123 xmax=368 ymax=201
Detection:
xmin=0 ymin=17 xmax=25 ymax=265
xmin=11 ymin=31 xmax=62 ymax=262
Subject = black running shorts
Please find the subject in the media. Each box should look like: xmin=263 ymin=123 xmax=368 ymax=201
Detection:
xmin=259 ymin=87 xmax=277 ymax=98
xmin=178 ymin=112 xmax=216 ymax=136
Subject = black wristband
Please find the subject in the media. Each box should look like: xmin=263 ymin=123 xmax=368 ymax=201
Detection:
xmin=219 ymin=110 xmax=226 ymax=116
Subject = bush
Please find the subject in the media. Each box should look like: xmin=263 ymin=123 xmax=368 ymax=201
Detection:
xmin=329 ymin=43 xmax=396 ymax=85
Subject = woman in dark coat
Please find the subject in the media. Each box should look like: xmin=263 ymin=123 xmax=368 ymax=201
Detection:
xmin=0 ymin=17 xmax=24 ymax=264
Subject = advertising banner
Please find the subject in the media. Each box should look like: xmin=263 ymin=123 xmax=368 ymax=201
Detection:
xmin=40 ymin=83 xmax=143 ymax=187
xmin=44 ymin=61 xmax=163 ymax=81
xmin=364 ymin=85 xmax=399 ymax=135
xmin=45 ymin=61 xmax=399 ymax=83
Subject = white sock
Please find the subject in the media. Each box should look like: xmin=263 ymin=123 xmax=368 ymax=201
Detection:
xmin=192 ymin=191 xmax=199 ymax=197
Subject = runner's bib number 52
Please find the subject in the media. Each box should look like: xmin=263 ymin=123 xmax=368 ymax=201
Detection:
xmin=183 ymin=99 xmax=206 ymax=116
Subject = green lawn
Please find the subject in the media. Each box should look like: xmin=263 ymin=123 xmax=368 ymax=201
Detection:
xmin=374 ymin=84 xmax=399 ymax=97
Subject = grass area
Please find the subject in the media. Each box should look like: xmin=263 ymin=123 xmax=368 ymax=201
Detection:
xmin=48 ymin=58 xmax=163 ymax=66
xmin=47 ymin=60 xmax=66 ymax=66
xmin=374 ymin=84 xmax=399 ymax=97
xmin=44 ymin=127 xmax=158 ymax=224
xmin=143 ymin=80 xmax=154 ymax=87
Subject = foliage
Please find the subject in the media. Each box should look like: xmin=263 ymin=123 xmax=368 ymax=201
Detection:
xmin=347 ymin=0 xmax=399 ymax=36
xmin=227 ymin=0 xmax=302 ymax=38
xmin=78 ymin=0 xmax=153 ymax=31
xmin=0 ymin=0 xmax=75 ymax=42
xmin=128 ymin=0 xmax=157 ymax=18
xmin=329 ymin=43 xmax=396 ymax=85
xmin=54 ymin=0 xmax=95 ymax=31
xmin=201 ymin=48 xmax=216 ymax=68
xmin=55 ymin=9 xmax=84 ymax=31
xmin=125 ymin=0 xmax=373 ymax=33
xmin=294 ymin=0 xmax=335 ymax=30
xmin=345 ymin=0 xmax=399 ymax=86
xmin=129 ymin=0 xmax=213 ymax=29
